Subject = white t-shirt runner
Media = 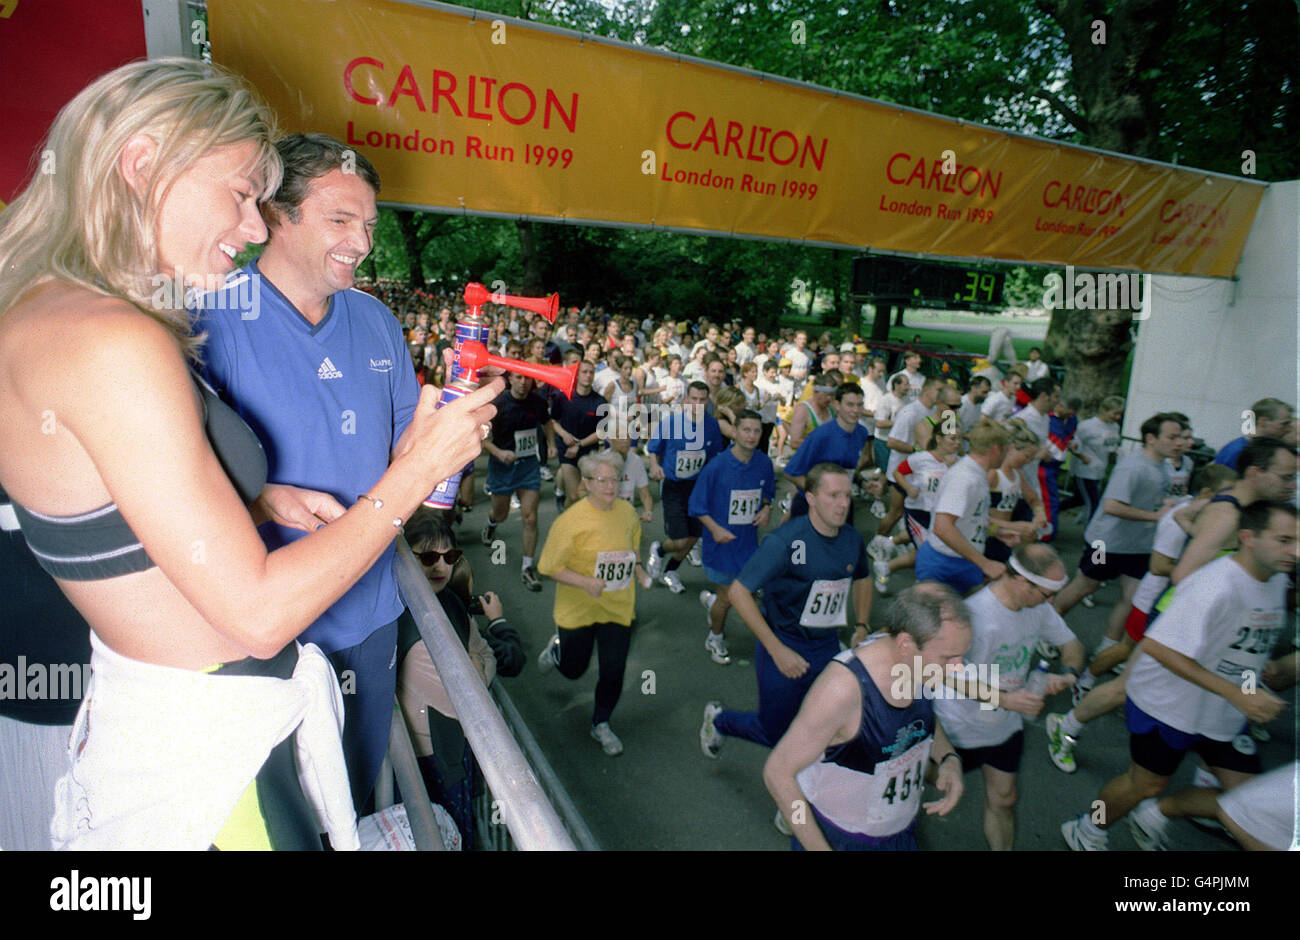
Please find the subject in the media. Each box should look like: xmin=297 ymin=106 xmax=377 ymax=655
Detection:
xmin=934 ymin=586 xmax=1078 ymax=748
xmin=886 ymin=400 xmax=932 ymax=482
xmin=618 ymin=450 xmax=649 ymax=503
xmin=1130 ymin=496 xmax=1193 ymax=613
xmin=897 ymin=451 xmax=950 ymax=512
xmin=927 ymin=456 xmax=993 ymax=558
xmin=1127 ymin=556 xmax=1287 ymax=740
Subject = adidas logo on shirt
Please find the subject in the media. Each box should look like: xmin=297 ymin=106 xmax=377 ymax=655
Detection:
xmin=317 ymin=357 xmax=343 ymax=380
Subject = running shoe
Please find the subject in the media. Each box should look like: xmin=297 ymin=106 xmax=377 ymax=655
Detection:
xmin=1045 ymin=713 xmax=1078 ymax=773
xmin=1080 ymin=595 xmax=1096 ymax=609
xmin=591 ymin=722 xmax=624 ymax=756
xmin=1128 ymin=799 xmax=1170 ymax=851
xmin=661 ymin=570 xmax=685 ymax=594
xmin=873 ymin=559 xmax=891 ymax=596
xmin=688 ymin=543 xmax=703 ymax=567
xmin=537 ymin=633 xmax=559 ymax=675
xmin=1071 ymin=673 xmax=1094 ymax=707
xmin=481 ymin=524 xmax=496 ymax=547
xmin=705 ymin=632 xmax=731 ymax=666
xmin=521 ymin=565 xmax=542 ymax=593
xmin=539 ymin=465 xmax=554 ymax=481
xmin=645 ymin=540 xmax=665 ymax=580
xmin=1060 ymin=814 xmax=1108 ymax=851
xmin=510 ymin=493 xmax=521 ymax=510
xmin=868 ymin=534 xmax=894 ymax=562
xmin=700 ymin=702 xmax=725 ymax=758
xmin=774 ymin=808 xmax=793 ymax=836
xmin=779 ymin=494 xmax=792 ymax=513
xmin=869 ymin=499 xmax=887 ymax=519
xmin=1250 ymin=722 xmax=1270 ymax=742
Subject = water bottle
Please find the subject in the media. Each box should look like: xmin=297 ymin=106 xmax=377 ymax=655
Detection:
xmin=1022 ymin=659 xmax=1051 ymax=724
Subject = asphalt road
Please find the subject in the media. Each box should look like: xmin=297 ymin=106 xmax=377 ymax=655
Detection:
xmin=455 ymin=460 xmax=1296 ymax=851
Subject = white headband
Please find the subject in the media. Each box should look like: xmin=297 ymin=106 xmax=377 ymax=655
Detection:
xmin=1008 ymin=555 xmax=1068 ymax=592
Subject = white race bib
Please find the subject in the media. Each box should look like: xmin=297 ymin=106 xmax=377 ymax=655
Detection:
xmin=514 ymin=428 xmax=539 ymax=459
xmin=800 ymin=578 xmax=850 ymax=627
xmin=594 ymin=550 xmax=637 ymax=591
xmin=674 ymin=449 xmax=706 ymax=479
xmin=995 ymin=486 xmax=1019 ymax=513
xmin=863 ymin=737 xmax=932 ymax=833
xmin=727 ymin=488 xmax=762 ymax=526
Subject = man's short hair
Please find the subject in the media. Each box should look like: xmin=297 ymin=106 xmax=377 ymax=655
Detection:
xmin=806 ymin=462 xmax=850 ymax=495
xmin=835 ymin=382 xmax=863 ymax=403
xmin=890 ymin=373 xmax=910 ymax=391
xmin=969 ymin=375 xmax=992 ymax=391
xmin=1191 ymin=462 xmax=1236 ymax=494
xmin=686 ymin=380 xmax=710 ymax=395
xmin=885 ymin=582 xmax=971 ymax=648
xmin=1099 ymin=395 xmax=1126 ymax=413
xmin=1240 ymin=500 xmax=1297 ymax=535
xmin=1237 ymin=436 xmax=1297 ymax=475
xmin=1252 ymin=398 xmax=1293 ymax=423
xmin=1012 ymin=543 xmax=1063 ymax=579
xmin=270 ymin=133 xmax=381 ymax=223
xmin=921 ymin=376 xmax=944 ymax=393
xmin=734 ymin=408 xmax=763 ymax=428
xmin=1025 ymin=377 xmax=1056 ymax=401
xmin=1140 ymin=413 xmax=1178 ymax=443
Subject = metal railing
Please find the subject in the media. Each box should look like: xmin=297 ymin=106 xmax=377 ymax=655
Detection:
xmin=391 ymin=538 xmax=580 ymax=850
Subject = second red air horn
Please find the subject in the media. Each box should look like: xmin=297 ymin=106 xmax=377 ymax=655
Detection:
xmin=456 ymin=341 xmax=580 ymax=399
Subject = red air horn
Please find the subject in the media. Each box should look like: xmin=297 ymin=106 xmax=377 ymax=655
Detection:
xmin=457 ymin=341 xmax=580 ymax=399
xmin=423 ymin=282 xmax=563 ymax=509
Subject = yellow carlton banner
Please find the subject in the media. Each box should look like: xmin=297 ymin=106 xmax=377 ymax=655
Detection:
xmin=210 ymin=0 xmax=1266 ymax=278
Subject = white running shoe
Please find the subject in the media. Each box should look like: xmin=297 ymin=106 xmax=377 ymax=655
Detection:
xmin=774 ymin=808 xmax=793 ymax=836
xmin=510 ymin=493 xmax=521 ymax=510
xmin=645 ymin=541 xmax=665 ymax=580
xmin=873 ymin=559 xmax=891 ymax=595
xmin=868 ymin=535 xmax=893 ymax=562
xmin=539 ymin=465 xmax=554 ymax=481
xmin=1128 ymin=799 xmax=1170 ymax=851
xmin=700 ymin=702 xmax=725 ymax=758
xmin=590 ymin=722 xmax=624 ymax=756
xmin=1061 ymin=814 xmax=1108 ymax=851
xmin=704 ymin=632 xmax=731 ymax=666
xmin=661 ymin=570 xmax=685 ymax=594
xmin=1080 ymin=595 xmax=1096 ymax=609
xmin=537 ymin=634 xmax=559 ymax=675
xmin=688 ymin=543 xmax=703 ymax=567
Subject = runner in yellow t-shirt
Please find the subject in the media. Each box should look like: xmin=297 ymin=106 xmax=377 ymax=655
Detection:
xmin=536 ymin=450 xmax=651 ymax=756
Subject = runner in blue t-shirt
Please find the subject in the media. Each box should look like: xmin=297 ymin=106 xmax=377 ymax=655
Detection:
xmin=700 ymin=463 xmax=874 ymax=821
xmin=645 ymin=382 xmax=727 ymax=593
xmin=687 ymin=410 xmax=776 ymax=665
xmin=782 ymin=382 xmax=873 ymax=523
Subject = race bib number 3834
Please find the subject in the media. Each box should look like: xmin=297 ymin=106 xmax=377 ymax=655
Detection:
xmin=594 ymin=551 xmax=637 ymax=591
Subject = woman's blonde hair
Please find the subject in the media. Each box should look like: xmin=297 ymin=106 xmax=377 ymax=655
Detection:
xmin=1003 ymin=417 xmax=1040 ymax=451
xmin=0 ymin=58 xmax=280 ymax=359
xmin=967 ymin=417 xmax=1011 ymax=453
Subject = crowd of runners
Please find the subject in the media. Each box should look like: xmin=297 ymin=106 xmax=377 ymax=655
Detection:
xmin=381 ymin=287 xmax=1298 ymax=852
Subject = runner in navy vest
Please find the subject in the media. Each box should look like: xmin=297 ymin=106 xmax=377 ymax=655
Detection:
xmin=481 ymin=371 xmax=556 ymax=593
xmin=700 ymin=464 xmax=873 ymax=836
xmin=763 ymin=583 xmax=970 ymax=850
xmin=688 ymin=410 xmax=775 ymax=665
xmin=645 ymin=382 xmax=727 ymax=594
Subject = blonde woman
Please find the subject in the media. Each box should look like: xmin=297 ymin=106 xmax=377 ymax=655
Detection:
xmin=0 ymin=60 xmax=500 ymax=849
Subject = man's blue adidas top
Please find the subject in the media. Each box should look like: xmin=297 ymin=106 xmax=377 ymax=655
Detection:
xmin=687 ymin=447 xmax=776 ymax=577
xmin=784 ymin=419 xmax=870 ymax=481
xmin=737 ymin=514 xmax=870 ymax=641
xmin=645 ymin=410 xmax=726 ymax=482
xmin=196 ymin=259 xmax=418 ymax=653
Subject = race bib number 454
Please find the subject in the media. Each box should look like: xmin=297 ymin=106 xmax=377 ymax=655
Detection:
xmin=800 ymin=578 xmax=850 ymax=627
xmin=594 ymin=551 xmax=637 ymax=591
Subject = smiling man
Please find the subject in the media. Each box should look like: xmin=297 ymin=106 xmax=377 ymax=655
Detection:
xmin=197 ymin=134 xmax=419 ymax=812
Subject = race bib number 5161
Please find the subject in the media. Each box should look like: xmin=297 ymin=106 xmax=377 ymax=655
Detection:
xmin=800 ymin=578 xmax=850 ymax=627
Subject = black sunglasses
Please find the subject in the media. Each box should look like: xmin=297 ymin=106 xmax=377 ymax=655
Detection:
xmin=416 ymin=548 xmax=462 ymax=566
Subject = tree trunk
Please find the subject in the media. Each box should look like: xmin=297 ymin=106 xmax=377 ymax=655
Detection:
xmin=1059 ymin=306 xmax=1133 ymax=416
xmin=394 ymin=210 xmax=425 ymax=288
xmin=893 ymin=305 xmax=906 ymax=327
xmin=803 ymin=284 xmax=816 ymax=317
xmin=516 ymin=221 xmax=543 ymax=295
xmin=1041 ymin=306 xmax=1071 ymax=363
xmin=870 ymin=304 xmax=893 ymax=342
